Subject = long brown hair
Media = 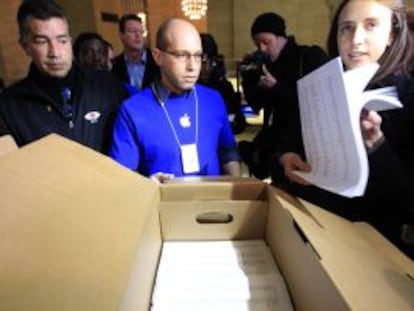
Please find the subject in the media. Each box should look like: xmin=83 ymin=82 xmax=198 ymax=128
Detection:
xmin=327 ymin=0 xmax=414 ymax=83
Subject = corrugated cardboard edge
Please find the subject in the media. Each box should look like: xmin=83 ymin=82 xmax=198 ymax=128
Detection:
xmin=271 ymin=186 xmax=414 ymax=310
xmin=0 ymin=134 xmax=162 ymax=311
xmin=0 ymin=134 xmax=18 ymax=156
xmin=266 ymin=186 xmax=349 ymax=310
xmin=161 ymin=176 xmax=267 ymax=201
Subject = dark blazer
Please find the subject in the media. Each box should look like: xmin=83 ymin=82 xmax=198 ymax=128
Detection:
xmin=111 ymin=48 xmax=159 ymax=90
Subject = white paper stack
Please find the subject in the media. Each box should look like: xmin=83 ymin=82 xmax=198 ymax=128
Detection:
xmin=151 ymin=240 xmax=293 ymax=311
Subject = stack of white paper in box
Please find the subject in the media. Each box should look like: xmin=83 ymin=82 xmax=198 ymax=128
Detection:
xmin=151 ymin=240 xmax=293 ymax=311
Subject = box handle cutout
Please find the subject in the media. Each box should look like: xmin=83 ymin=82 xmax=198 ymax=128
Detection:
xmin=293 ymin=220 xmax=321 ymax=260
xmin=196 ymin=211 xmax=234 ymax=224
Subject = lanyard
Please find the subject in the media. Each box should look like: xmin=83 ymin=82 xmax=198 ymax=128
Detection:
xmin=151 ymin=84 xmax=199 ymax=148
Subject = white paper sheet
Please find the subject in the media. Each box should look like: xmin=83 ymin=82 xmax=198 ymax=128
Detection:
xmin=151 ymin=240 xmax=293 ymax=311
xmin=294 ymin=57 xmax=401 ymax=197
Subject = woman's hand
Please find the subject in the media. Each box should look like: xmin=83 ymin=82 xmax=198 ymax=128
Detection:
xmin=279 ymin=152 xmax=311 ymax=185
xmin=360 ymin=109 xmax=384 ymax=151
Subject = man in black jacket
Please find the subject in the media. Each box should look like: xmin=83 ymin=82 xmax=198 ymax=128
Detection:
xmin=0 ymin=0 xmax=127 ymax=154
xmin=239 ymin=12 xmax=328 ymax=179
xmin=112 ymin=14 xmax=159 ymax=93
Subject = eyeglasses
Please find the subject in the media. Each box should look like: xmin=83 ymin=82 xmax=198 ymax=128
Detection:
xmin=125 ymin=29 xmax=145 ymax=35
xmin=161 ymin=50 xmax=206 ymax=63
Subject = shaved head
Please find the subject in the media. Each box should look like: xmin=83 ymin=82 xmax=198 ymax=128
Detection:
xmin=152 ymin=18 xmax=202 ymax=94
xmin=156 ymin=18 xmax=201 ymax=51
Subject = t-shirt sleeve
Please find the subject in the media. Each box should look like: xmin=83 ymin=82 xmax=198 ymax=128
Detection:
xmin=109 ymin=102 xmax=140 ymax=171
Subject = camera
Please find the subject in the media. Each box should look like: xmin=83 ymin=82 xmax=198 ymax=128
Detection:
xmin=238 ymin=51 xmax=269 ymax=73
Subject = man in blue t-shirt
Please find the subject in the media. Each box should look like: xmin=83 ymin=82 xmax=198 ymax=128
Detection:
xmin=110 ymin=18 xmax=241 ymax=182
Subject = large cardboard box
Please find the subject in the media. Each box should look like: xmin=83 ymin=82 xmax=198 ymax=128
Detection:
xmin=0 ymin=134 xmax=414 ymax=310
xmin=0 ymin=134 xmax=17 ymax=156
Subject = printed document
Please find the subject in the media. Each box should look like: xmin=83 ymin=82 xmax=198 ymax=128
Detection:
xmin=295 ymin=57 xmax=401 ymax=197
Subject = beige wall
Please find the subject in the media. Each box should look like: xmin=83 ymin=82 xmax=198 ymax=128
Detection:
xmin=91 ymin=0 xmax=123 ymax=54
xmin=58 ymin=0 xmax=123 ymax=54
xmin=0 ymin=0 xmax=30 ymax=85
xmin=208 ymin=0 xmax=333 ymax=74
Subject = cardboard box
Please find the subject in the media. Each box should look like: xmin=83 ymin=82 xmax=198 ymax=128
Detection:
xmin=0 ymin=134 xmax=413 ymax=310
xmin=0 ymin=134 xmax=17 ymax=156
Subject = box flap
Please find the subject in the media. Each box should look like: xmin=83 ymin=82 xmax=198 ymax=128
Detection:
xmin=0 ymin=134 xmax=18 ymax=156
xmin=0 ymin=134 xmax=161 ymax=311
xmin=161 ymin=176 xmax=267 ymax=201
xmin=353 ymin=222 xmax=414 ymax=277
xmin=160 ymin=200 xmax=268 ymax=241
xmin=272 ymin=186 xmax=414 ymax=310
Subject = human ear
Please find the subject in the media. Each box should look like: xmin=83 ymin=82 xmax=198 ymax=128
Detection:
xmin=152 ymin=48 xmax=162 ymax=66
xmin=19 ymin=37 xmax=31 ymax=57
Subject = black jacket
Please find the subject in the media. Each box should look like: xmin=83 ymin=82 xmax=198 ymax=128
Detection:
xmin=240 ymin=36 xmax=328 ymax=179
xmin=274 ymin=73 xmax=414 ymax=259
xmin=0 ymin=63 xmax=128 ymax=153
xmin=111 ymin=49 xmax=159 ymax=90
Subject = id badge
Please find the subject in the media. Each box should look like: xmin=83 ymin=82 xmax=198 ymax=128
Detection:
xmin=180 ymin=144 xmax=200 ymax=174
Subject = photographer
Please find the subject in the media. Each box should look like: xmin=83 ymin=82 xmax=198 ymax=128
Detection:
xmin=239 ymin=12 xmax=328 ymax=179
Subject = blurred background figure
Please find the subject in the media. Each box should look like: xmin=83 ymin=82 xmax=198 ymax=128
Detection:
xmin=198 ymin=33 xmax=246 ymax=134
xmin=104 ymin=40 xmax=115 ymax=71
xmin=238 ymin=12 xmax=327 ymax=180
xmin=112 ymin=14 xmax=159 ymax=94
xmin=73 ymin=32 xmax=109 ymax=70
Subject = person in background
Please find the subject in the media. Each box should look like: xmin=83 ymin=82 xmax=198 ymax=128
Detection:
xmin=112 ymin=14 xmax=159 ymax=94
xmin=73 ymin=32 xmax=109 ymax=70
xmin=239 ymin=12 xmax=328 ymax=179
xmin=198 ymin=33 xmax=247 ymax=135
xmin=0 ymin=0 xmax=127 ymax=153
xmin=274 ymin=0 xmax=414 ymax=259
xmin=105 ymin=39 xmax=115 ymax=71
xmin=110 ymin=18 xmax=241 ymax=182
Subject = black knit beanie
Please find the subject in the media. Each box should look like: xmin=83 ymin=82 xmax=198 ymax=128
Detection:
xmin=251 ymin=12 xmax=286 ymax=38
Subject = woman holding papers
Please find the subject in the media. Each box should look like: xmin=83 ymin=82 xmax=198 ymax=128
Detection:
xmin=272 ymin=0 xmax=414 ymax=259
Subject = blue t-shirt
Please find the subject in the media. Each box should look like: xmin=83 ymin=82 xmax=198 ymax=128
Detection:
xmin=110 ymin=84 xmax=239 ymax=177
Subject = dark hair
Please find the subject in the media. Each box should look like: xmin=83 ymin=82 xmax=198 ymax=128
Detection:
xmin=200 ymin=33 xmax=218 ymax=58
xmin=327 ymin=0 xmax=413 ymax=83
xmin=118 ymin=14 xmax=142 ymax=33
xmin=18 ymin=0 xmax=67 ymax=41
xmin=407 ymin=8 xmax=414 ymax=31
xmin=73 ymin=32 xmax=106 ymax=61
xmin=250 ymin=12 xmax=286 ymax=38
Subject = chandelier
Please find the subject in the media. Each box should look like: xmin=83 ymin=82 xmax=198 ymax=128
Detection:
xmin=181 ymin=0 xmax=208 ymax=20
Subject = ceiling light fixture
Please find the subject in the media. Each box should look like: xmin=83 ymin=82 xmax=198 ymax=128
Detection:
xmin=181 ymin=0 xmax=208 ymax=20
